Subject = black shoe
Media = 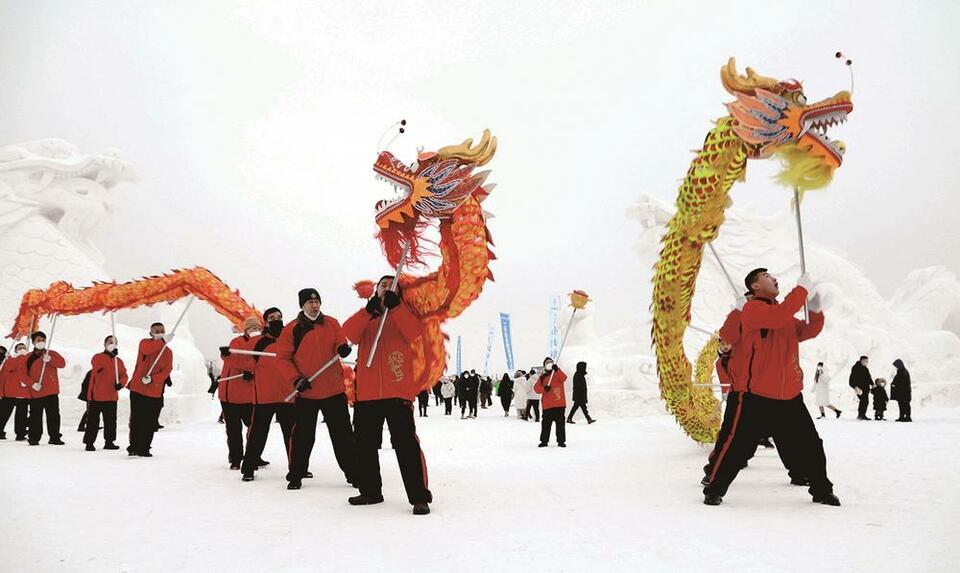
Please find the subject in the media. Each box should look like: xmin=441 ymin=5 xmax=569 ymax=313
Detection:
xmin=813 ymin=493 xmax=841 ymax=506
xmin=538 ymin=442 xmax=548 ymax=448
xmin=128 ymin=450 xmax=138 ymax=456
xmin=242 ymin=473 xmax=255 ymax=482
xmin=28 ymin=441 xmax=39 ymax=446
xmin=903 ymin=417 xmax=912 ymax=422
xmin=836 ymin=410 xmax=842 ymax=418
xmin=816 ymin=415 xmax=825 ymax=419
xmin=304 ymin=472 xmax=314 ymax=479
xmin=15 ymin=436 xmax=26 ymax=441
xmin=567 ymin=419 xmax=576 ymax=424
xmin=700 ymin=475 xmax=711 ymax=486
xmin=558 ymin=443 xmax=566 ymax=448
xmin=104 ymin=443 xmax=119 ymax=450
xmin=49 ymin=438 xmax=65 ymax=445
xmin=704 ymin=493 xmax=723 ymax=506
xmin=257 ymin=459 xmax=270 ymax=467
xmin=413 ymin=502 xmax=430 ymax=515
xmin=587 ymin=419 xmax=596 ymax=424
xmin=0 ymin=432 xmax=6 ymax=440
xmin=77 ymin=426 xmax=86 ymax=433
xmin=155 ymin=424 xmax=164 ymax=430
xmin=790 ymin=477 xmax=810 ymax=486
xmin=348 ymin=494 xmax=384 ymax=506
xmin=287 ymin=480 xmax=302 ymax=490
xmin=138 ymin=452 xmax=153 ymax=457
xmin=85 ymin=444 xmax=96 ymax=451
xmin=230 ymin=463 xmax=241 ymax=470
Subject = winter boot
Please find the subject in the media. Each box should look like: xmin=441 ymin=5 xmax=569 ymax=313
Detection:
xmin=348 ymin=494 xmax=384 ymax=506
xmin=703 ymin=493 xmax=723 ymax=506
xmin=412 ymin=502 xmax=430 ymax=515
xmin=49 ymin=437 xmax=65 ymax=445
xmin=812 ymin=493 xmax=841 ymax=506
xmin=287 ymin=479 xmax=302 ymax=490
xmin=242 ymin=473 xmax=255 ymax=482
xmin=85 ymin=444 xmax=96 ymax=451
xmin=835 ymin=409 xmax=842 ymax=418
xmin=104 ymin=443 xmax=119 ymax=450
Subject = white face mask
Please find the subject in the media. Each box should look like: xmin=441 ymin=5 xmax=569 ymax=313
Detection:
xmin=106 ymin=343 xmax=117 ymax=352
xmin=152 ymin=333 xmax=164 ymax=340
xmin=247 ymin=329 xmax=262 ymax=337
xmin=34 ymin=341 xmax=46 ymax=350
xmin=16 ymin=348 xmax=27 ymax=357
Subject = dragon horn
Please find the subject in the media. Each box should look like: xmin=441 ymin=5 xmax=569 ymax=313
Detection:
xmin=436 ymin=130 xmax=497 ymax=166
xmin=721 ymin=57 xmax=780 ymax=96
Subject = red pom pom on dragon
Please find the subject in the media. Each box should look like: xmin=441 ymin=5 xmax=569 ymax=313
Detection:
xmin=8 ymin=130 xmax=498 ymax=397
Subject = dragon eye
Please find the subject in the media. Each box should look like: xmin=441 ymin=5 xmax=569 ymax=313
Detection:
xmin=797 ymin=93 xmax=807 ymax=105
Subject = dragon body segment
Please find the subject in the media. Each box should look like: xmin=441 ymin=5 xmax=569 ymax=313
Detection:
xmin=653 ymin=59 xmax=853 ymax=443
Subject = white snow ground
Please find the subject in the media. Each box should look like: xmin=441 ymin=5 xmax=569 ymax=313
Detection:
xmin=1 ymin=399 xmax=958 ymax=573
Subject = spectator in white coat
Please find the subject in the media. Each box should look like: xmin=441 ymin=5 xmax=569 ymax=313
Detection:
xmin=440 ymin=377 xmax=456 ymax=416
xmin=512 ymin=370 xmax=529 ymax=420
xmin=813 ymin=362 xmax=842 ymax=419
xmin=525 ymin=368 xmax=541 ymax=422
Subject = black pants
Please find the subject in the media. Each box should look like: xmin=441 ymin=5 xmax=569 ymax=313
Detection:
xmin=444 ymin=398 xmax=453 ymax=415
xmin=433 ymin=392 xmax=441 ymax=406
xmin=704 ymin=392 xmax=740 ymax=477
xmin=540 ymin=407 xmax=566 ymax=445
xmin=84 ymin=401 xmax=118 ymax=445
xmin=354 ymin=399 xmax=432 ymax=505
xmin=78 ymin=408 xmax=89 ymax=431
xmin=128 ymin=392 xmax=163 ymax=454
xmin=500 ymin=395 xmax=512 ymax=414
xmin=0 ymin=397 xmax=29 ymax=438
xmin=480 ymin=392 xmax=491 ymax=408
xmin=241 ymin=402 xmax=295 ymax=475
xmin=417 ymin=396 xmax=428 ymax=417
xmin=568 ymin=400 xmax=592 ymax=422
xmin=288 ymin=393 xmax=357 ymax=483
xmin=525 ymin=400 xmax=540 ymax=422
xmin=704 ymin=393 xmax=833 ymax=498
xmin=874 ymin=406 xmax=887 ymax=420
xmin=468 ymin=394 xmax=478 ymax=416
xmin=857 ymin=392 xmax=870 ymax=418
xmin=28 ymin=395 xmax=61 ymax=443
xmin=221 ymin=401 xmax=253 ymax=465
xmin=897 ymin=400 xmax=911 ymax=420
xmin=459 ymin=395 xmax=468 ymax=416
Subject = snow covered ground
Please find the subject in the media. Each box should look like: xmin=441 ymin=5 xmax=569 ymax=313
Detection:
xmin=2 ymin=400 xmax=958 ymax=573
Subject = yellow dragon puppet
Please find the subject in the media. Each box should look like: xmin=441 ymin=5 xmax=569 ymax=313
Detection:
xmin=653 ymin=58 xmax=852 ymax=443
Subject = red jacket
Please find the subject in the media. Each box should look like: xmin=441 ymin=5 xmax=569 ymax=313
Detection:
xmin=276 ymin=312 xmax=348 ymax=400
xmin=87 ymin=352 xmax=129 ymax=402
xmin=219 ymin=334 xmax=257 ymax=404
xmin=342 ymin=303 xmax=423 ymax=402
xmin=1 ymin=356 xmax=31 ymax=399
xmin=718 ymin=309 xmax=748 ymax=393
xmin=534 ymin=367 xmax=568 ymax=409
xmin=251 ymin=335 xmax=288 ymax=405
xmin=740 ymin=287 xmax=824 ymax=400
xmin=128 ymin=338 xmax=174 ymax=399
xmin=716 ymin=356 xmax=732 ymax=395
xmin=26 ymin=350 xmax=66 ymax=398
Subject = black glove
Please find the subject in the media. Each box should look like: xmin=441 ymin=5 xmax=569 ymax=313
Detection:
xmin=383 ymin=290 xmax=400 ymax=310
xmin=207 ymin=380 xmax=219 ymax=394
xmin=164 ymin=378 xmax=173 ymax=387
xmin=294 ymin=377 xmax=311 ymax=393
xmin=365 ymin=296 xmax=382 ymax=317
xmin=242 ymin=371 xmax=254 ymax=381
xmin=219 ymin=346 xmax=231 ymax=358
xmin=337 ymin=343 xmax=352 ymax=358
xmin=114 ymin=383 xmax=123 ymax=391
xmin=110 ymin=348 xmax=119 ymax=358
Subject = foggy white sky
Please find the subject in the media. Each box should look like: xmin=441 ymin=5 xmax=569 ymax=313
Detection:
xmin=1 ymin=1 xmax=958 ymax=370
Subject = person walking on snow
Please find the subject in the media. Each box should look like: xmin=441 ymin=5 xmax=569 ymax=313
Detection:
xmin=890 ymin=359 xmax=912 ymax=422
xmin=534 ymin=357 xmax=568 ymax=447
xmin=83 ymin=335 xmax=127 ymax=451
xmin=0 ymin=344 xmax=30 ymax=441
xmin=849 ymin=355 xmax=873 ymax=420
xmin=218 ymin=317 xmax=260 ymax=470
xmin=127 ymin=322 xmax=173 ymax=457
xmin=512 ymin=370 xmax=528 ymax=420
xmin=813 ymin=362 xmax=841 ymax=419
xmin=567 ymin=361 xmax=596 ymax=424
xmin=497 ymin=373 xmax=513 ymax=417
xmin=871 ymin=379 xmax=889 ymax=421
xmin=440 ymin=377 xmax=456 ymax=415
xmin=417 ymin=389 xmax=430 ymax=417
xmin=26 ymin=331 xmax=67 ymax=446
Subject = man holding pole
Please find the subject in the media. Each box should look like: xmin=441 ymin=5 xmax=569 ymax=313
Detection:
xmin=343 ymin=274 xmax=432 ymax=515
xmin=275 ymin=288 xmax=357 ymax=491
xmin=26 ymin=331 xmax=66 ymax=446
xmin=127 ymin=322 xmax=173 ymax=457
xmin=83 ymin=335 xmax=127 ymax=451
xmin=0 ymin=343 xmax=31 ymax=441
xmin=534 ymin=357 xmax=568 ymax=447
xmin=218 ymin=317 xmax=260 ymax=470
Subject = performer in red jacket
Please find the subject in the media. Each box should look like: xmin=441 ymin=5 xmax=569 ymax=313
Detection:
xmin=534 ymin=357 xmax=568 ymax=448
xmin=703 ymin=268 xmax=839 ymax=507
xmin=342 ymin=275 xmax=432 ymax=515
xmin=126 ymin=322 xmax=173 ymax=457
xmin=240 ymin=307 xmax=297 ymax=482
xmin=83 ymin=335 xmax=128 ymax=451
xmin=0 ymin=344 xmax=30 ymax=441
xmin=218 ymin=316 xmax=260 ymax=470
xmin=275 ymin=288 xmax=357 ymax=491
xmin=26 ymin=331 xmax=66 ymax=446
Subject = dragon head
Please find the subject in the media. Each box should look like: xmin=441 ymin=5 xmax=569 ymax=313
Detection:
xmin=372 ymin=129 xmax=496 ymax=266
xmin=722 ymin=58 xmax=853 ymax=191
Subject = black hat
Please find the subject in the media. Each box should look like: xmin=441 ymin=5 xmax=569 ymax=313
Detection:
xmin=31 ymin=331 xmax=46 ymax=342
xmin=262 ymin=307 xmax=282 ymax=322
xmin=744 ymin=268 xmax=767 ymax=294
xmin=298 ymin=288 xmax=321 ymax=308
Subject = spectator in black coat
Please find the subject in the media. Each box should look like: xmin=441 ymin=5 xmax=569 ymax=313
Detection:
xmin=890 ymin=359 xmax=912 ymax=422
xmin=849 ymin=356 xmax=874 ymax=420
xmin=432 ymin=381 xmax=443 ymax=406
xmin=479 ymin=376 xmax=493 ymax=409
xmin=567 ymin=361 xmax=596 ymax=424
xmin=496 ymin=373 xmax=513 ymax=417
xmin=871 ymin=379 xmax=889 ymax=420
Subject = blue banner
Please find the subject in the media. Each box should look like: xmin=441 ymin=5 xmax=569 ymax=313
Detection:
xmin=549 ymin=295 xmax=561 ymax=359
xmin=456 ymin=335 xmax=462 ymax=375
xmin=482 ymin=325 xmax=494 ymax=375
xmin=500 ymin=312 xmax=515 ymax=372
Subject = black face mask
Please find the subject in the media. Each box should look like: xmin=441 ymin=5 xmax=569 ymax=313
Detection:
xmin=267 ymin=320 xmax=284 ymax=338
